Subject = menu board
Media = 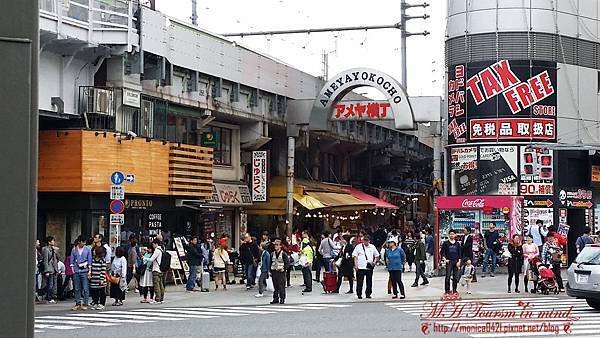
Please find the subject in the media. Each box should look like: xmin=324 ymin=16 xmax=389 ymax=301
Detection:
xmin=148 ymin=213 xmax=162 ymax=241
xmin=450 ymin=147 xmax=478 ymax=195
xmin=520 ymin=146 xmax=553 ymax=195
xmin=478 ymin=146 xmax=518 ymax=195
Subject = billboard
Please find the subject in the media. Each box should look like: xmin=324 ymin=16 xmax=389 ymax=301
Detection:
xmin=478 ymin=146 xmax=518 ymax=195
xmin=450 ymin=147 xmax=478 ymax=195
xmin=519 ymin=146 xmax=553 ymax=195
xmin=251 ymin=151 xmax=268 ymax=202
xmin=447 ymin=60 xmax=557 ymax=144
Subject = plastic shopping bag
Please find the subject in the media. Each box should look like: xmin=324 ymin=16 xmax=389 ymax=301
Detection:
xmin=266 ymin=277 xmax=274 ymax=292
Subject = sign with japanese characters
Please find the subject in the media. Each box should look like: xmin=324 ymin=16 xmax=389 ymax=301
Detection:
xmin=209 ymin=183 xmax=253 ymax=206
xmin=520 ymin=146 xmax=553 ymax=195
xmin=450 ymin=147 xmax=478 ymax=195
xmin=331 ymin=100 xmax=393 ymax=121
xmin=558 ymin=188 xmax=593 ymax=208
xmin=478 ymin=146 xmax=518 ymax=195
xmin=251 ymin=151 xmax=268 ymax=202
xmin=523 ymin=207 xmax=553 ymax=233
xmin=447 ymin=60 xmax=557 ymax=144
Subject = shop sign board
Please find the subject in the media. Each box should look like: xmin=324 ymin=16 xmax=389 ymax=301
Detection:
xmin=110 ymin=185 xmax=125 ymax=200
xmin=122 ymin=89 xmax=141 ymax=108
xmin=450 ymin=147 xmax=478 ymax=195
xmin=558 ymin=188 xmax=593 ymax=208
xmin=251 ymin=151 xmax=268 ymax=202
xmin=331 ymin=100 xmax=393 ymax=121
xmin=478 ymin=146 xmax=518 ymax=195
xmin=109 ymin=213 xmax=124 ymax=226
xmin=148 ymin=213 xmax=162 ymax=238
xmin=209 ymin=183 xmax=252 ymax=206
xmin=201 ymin=132 xmax=217 ymax=147
xmin=523 ymin=208 xmax=553 ymax=233
xmin=592 ymin=165 xmax=600 ymax=184
xmin=124 ymin=199 xmax=153 ymax=209
xmin=447 ymin=60 xmax=557 ymax=144
xmin=520 ymin=146 xmax=553 ymax=195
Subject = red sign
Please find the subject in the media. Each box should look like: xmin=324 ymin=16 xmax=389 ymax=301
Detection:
xmin=469 ymin=118 xmax=555 ymax=141
xmin=109 ymin=200 xmax=125 ymax=214
xmin=331 ymin=101 xmax=392 ymax=121
xmin=436 ymin=195 xmax=522 ymax=210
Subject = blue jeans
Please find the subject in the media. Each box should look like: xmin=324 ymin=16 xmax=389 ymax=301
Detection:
xmin=73 ymin=272 xmax=89 ymax=306
xmin=323 ymin=258 xmax=333 ymax=273
xmin=244 ymin=264 xmax=257 ymax=287
xmin=482 ymin=248 xmax=497 ymax=274
xmin=186 ymin=265 xmax=198 ymax=291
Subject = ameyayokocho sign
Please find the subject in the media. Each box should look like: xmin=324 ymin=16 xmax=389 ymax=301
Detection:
xmin=251 ymin=151 xmax=268 ymax=202
xmin=331 ymin=100 xmax=392 ymax=121
xmin=447 ymin=60 xmax=557 ymax=144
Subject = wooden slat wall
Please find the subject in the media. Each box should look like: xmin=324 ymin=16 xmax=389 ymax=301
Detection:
xmin=39 ymin=130 xmax=171 ymax=195
xmin=39 ymin=131 xmax=83 ymax=191
xmin=168 ymin=144 xmax=213 ymax=197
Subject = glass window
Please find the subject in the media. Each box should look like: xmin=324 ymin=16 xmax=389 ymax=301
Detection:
xmin=207 ymin=126 xmax=232 ymax=166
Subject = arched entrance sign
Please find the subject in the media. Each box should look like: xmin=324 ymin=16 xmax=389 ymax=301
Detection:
xmin=311 ymin=67 xmax=415 ymax=129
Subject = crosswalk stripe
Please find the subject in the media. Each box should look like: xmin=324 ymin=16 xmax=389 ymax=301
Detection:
xmin=259 ymin=305 xmax=328 ymax=310
xmin=308 ymin=303 xmax=352 ymax=308
xmin=35 ymin=319 xmax=117 ymax=327
xmin=175 ymin=307 xmax=278 ymax=314
xmin=34 ymin=324 xmax=81 ymax=330
xmin=108 ymin=310 xmax=216 ymax=319
xmin=62 ymin=313 xmax=184 ymax=321
xmin=34 ymin=330 xmax=44 ymax=333
xmin=139 ymin=309 xmax=242 ymax=317
xmin=384 ymin=297 xmax=545 ymax=306
xmin=37 ymin=315 xmax=152 ymax=324
xmin=214 ymin=306 xmax=290 ymax=312
xmin=254 ymin=306 xmax=304 ymax=312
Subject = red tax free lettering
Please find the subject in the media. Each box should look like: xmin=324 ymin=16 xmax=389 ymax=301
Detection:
xmin=466 ymin=60 xmax=520 ymax=105
xmin=503 ymin=71 xmax=554 ymax=114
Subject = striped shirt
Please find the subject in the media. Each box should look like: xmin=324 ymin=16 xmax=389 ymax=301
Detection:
xmin=90 ymin=259 xmax=107 ymax=288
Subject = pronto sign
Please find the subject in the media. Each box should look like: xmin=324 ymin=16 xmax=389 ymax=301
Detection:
xmin=313 ymin=68 xmax=414 ymax=129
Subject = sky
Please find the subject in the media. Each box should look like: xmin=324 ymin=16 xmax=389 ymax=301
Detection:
xmin=155 ymin=0 xmax=447 ymax=99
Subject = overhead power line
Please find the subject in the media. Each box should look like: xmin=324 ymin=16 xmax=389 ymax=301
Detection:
xmin=221 ymin=23 xmax=407 ymax=37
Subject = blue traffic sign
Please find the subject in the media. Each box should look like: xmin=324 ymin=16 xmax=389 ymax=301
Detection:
xmin=110 ymin=200 xmax=125 ymax=214
xmin=111 ymin=171 xmax=125 ymax=185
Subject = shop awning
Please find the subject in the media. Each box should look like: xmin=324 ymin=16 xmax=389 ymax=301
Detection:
xmin=349 ymin=188 xmax=398 ymax=209
xmin=293 ymin=193 xmax=326 ymax=210
xmin=306 ymin=191 xmax=374 ymax=211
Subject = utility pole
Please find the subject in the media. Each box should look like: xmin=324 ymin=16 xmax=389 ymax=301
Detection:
xmin=191 ymin=0 xmax=198 ymax=26
xmin=0 ymin=0 xmax=38 ymax=337
xmin=400 ymin=0 xmax=430 ymax=89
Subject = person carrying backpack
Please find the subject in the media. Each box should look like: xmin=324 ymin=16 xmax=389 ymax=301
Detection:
xmin=144 ymin=239 xmax=166 ymax=304
xmin=576 ymin=226 xmax=594 ymax=255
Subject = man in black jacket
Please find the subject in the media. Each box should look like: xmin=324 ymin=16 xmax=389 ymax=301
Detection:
xmin=184 ymin=236 xmax=203 ymax=292
xmin=461 ymin=226 xmax=477 ymax=282
xmin=440 ymin=229 xmax=462 ymax=294
xmin=240 ymin=233 xmax=260 ymax=290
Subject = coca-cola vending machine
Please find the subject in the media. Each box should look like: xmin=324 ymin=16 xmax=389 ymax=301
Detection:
xmin=434 ymin=196 xmax=523 ymax=267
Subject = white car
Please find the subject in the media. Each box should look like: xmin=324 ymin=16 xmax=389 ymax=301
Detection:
xmin=566 ymin=244 xmax=600 ymax=310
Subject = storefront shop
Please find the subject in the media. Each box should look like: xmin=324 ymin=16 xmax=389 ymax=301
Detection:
xmin=206 ymin=182 xmax=253 ymax=250
xmin=435 ymin=195 xmax=524 ymax=264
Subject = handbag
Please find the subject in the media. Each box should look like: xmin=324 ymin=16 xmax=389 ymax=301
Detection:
xmin=363 ymin=244 xmax=375 ymax=270
xmin=106 ymin=271 xmax=120 ymax=285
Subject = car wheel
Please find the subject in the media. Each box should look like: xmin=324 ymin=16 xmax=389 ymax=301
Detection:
xmin=586 ymin=299 xmax=600 ymax=311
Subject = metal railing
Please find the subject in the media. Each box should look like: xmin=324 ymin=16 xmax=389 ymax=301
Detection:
xmin=39 ymin=0 xmax=138 ymax=41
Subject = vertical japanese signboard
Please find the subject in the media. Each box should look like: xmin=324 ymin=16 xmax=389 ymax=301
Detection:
xmin=447 ymin=60 xmax=557 ymax=144
xmin=450 ymin=147 xmax=478 ymax=195
xmin=520 ymin=146 xmax=553 ymax=195
xmin=251 ymin=151 xmax=268 ymax=202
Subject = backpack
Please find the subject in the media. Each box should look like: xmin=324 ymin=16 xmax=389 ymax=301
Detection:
xmin=159 ymin=249 xmax=171 ymax=272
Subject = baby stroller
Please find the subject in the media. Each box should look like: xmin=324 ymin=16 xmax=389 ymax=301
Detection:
xmin=536 ymin=264 xmax=559 ymax=295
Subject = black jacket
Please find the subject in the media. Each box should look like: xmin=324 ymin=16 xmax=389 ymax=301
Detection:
xmin=239 ymin=242 xmax=260 ymax=265
xmin=185 ymin=243 xmax=203 ymax=266
xmin=461 ymin=234 xmax=473 ymax=260
xmin=440 ymin=240 xmax=461 ymax=261
xmin=336 ymin=244 xmax=354 ymax=277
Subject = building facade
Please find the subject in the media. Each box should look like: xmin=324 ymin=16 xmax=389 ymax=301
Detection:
xmin=37 ymin=1 xmax=433 ymax=253
xmin=443 ymin=0 xmax=600 ymax=263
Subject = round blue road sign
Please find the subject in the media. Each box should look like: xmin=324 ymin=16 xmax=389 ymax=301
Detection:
xmin=110 ymin=200 xmax=125 ymax=214
xmin=111 ymin=171 xmax=125 ymax=185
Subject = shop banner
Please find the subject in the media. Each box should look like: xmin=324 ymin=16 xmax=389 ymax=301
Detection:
xmin=209 ymin=183 xmax=253 ymax=206
xmin=251 ymin=151 xmax=268 ymax=202
xmin=478 ymin=146 xmax=518 ymax=195
xmin=331 ymin=100 xmax=393 ymax=121
xmin=523 ymin=208 xmax=554 ymax=233
xmin=450 ymin=147 xmax=478 ymax=195
xmin=558 ymin=188 xmax=593 ymax=208
xmin=447 ymin=60 xmax=557 ymax=144
xmin=592 ymin=165 xmax=600 ymax=185
xmin=519 ymin=145 xmax=553 ymax=195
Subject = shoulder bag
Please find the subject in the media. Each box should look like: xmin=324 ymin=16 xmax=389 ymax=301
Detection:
xmin=363 ymin=244 xmax=375 ymax=270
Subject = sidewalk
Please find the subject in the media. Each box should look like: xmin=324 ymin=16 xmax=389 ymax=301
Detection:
xmin=34 ymin=266 xmax=566 ymax=313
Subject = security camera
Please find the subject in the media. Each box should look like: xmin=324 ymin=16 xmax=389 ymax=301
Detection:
xmin=126 ymin=131 xmax=137 ymax=138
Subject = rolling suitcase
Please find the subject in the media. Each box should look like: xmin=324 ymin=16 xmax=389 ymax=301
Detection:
xmin=322 ymin=271 xmax=337 ymax=293
xmin=199 ymin=270 xmax=210 ymax=292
